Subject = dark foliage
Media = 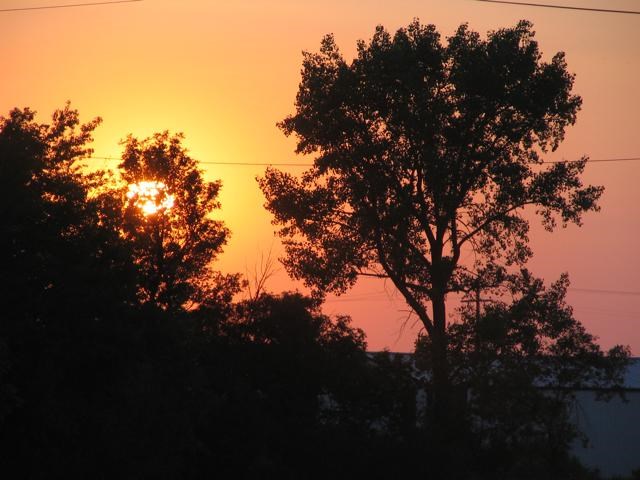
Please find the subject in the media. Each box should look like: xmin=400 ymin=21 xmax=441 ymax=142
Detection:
xmin=416 ymin=271 xmax=630 ymax=479
xmin=260 ymin=19 xmax=600 ymax=332
xmin=258 ymin=20 xmax=613 ymax=473
xmin=190 ymin=292 xmax=424 ymax=478
xmin=118 ymin=131 xmax=236 ymax=312
xmin=0 ymin=99 xmax=628 ymax=479
xmin=0 ymin=106 xmax=422 ymax=478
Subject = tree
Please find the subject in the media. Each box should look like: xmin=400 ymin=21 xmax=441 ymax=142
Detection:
xmin=0 ymin=104 xmax=147 ymax=478
xmin=196 ymin=291 xmax=423 ymax=478
xmin=118 ymin=132 xmax=235 ymax=312
xmin=259 ymin=20 xmax=602 ymax=419
xmin=0 ymin=107 xmax=247 ymax=479
xmin=418 ymin=270 xmax=629 ymax=478
xmin=0 ymin=104 xmax=136 ymax=320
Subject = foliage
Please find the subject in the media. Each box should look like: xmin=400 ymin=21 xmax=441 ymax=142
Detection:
xmin=259 ymin=20 xmax=602 ymax=381
xmin=416 ymin=271 xmax=630 ymax=478
xmin=0 ymin=104 xmax=135 ymax=321
xmin=118 ymin=131 xmax=235 ymax=311
xmin=0 ymin=111 xmax=421 ymax=477
xmin=0 ymin=104 xmax=144 ymax=477
xmin=0 ymin=96 xmax=629 ymax=479
xmin=195 ymin=291 xmax=422 ymax=478
xmin=258 ymin=24 xmax=609 ymax=465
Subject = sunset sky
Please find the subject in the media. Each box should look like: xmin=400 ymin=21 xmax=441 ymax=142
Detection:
xmin=2 ymin=0 xmax=639 ymax=353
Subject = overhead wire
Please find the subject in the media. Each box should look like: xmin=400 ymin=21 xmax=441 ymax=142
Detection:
xmin=81 ymin=153 xmax=640 ymax=311
xmin=573 ymin=306 xmax=640 ymax=319
xmin=5 ymin=0 xmax=638 ymax=332
xmin=544 ymin=157 xmax=640 ymax=164
xmin=85 ymin=155 xmax=640 ymax=168
xmin=0 ymin=0 xmax=143 ymax=13
xmin=325 ymin=287 xmax=640 ymax=303
xmin=472 ymin=0 xmax=640 ymax=15
xmin=570 ymin=288 xmax=640 ymax=297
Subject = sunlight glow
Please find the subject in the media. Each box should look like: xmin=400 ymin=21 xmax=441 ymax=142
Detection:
xmin=127 ymin=181 xmax=175 ymax=216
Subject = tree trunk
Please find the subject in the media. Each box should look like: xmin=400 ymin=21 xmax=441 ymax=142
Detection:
xmin=428 ymin=289 xmax=465 ymax=478
xmin=430 ymin=290 xmax=450 ymax=420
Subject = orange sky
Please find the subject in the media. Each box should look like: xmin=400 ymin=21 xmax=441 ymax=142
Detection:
xmin=2 ymin=0 xmax=639 ymax=353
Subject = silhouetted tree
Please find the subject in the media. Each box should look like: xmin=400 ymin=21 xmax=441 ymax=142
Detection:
xmin=118 ymin=132 xmax=237 ymax=312
xmin=415 ymin=271 xmax=629 ymax=479
xmin=0 ymin=104 xmax=135 ymax=321
xmin=0 ymin=104 xmax=147 ymax=478
xmin=191 ymin=291 xmax=424 ymax=478
xmin=259 ymin=20 xmax=602 ymax=431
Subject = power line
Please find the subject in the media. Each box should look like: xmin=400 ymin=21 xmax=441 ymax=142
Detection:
xmin=200 ymin=161 xmax=311 ymax=167
xmin=574 ymin=306 xmax=640 ymax=318
xmin=0 ymin=0 xmax=143 ymax=13
xmin=85 ymin=155 xmax=640 ymax=168
xmin=472 ymin=0 xmax=640 ymax=15
xmin=542 ymin=157 xmax=640 ymax=164
xmin=87 ymin=156 xmax=312 ymax=167
xmin=325 ymin=297 xmax=397 ymax=303
xmin=570 ymin=288 xmax=640 ymax=297
xmin=323 ymin=287 xmax=640 ymax=303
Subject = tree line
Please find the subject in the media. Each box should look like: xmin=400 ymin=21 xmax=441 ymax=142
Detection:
xmin=0 ymin=19 xmax=633 ymax=480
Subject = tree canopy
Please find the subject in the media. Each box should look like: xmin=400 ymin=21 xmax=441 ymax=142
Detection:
xmin=0 ymin=104 xmax=135 ymax=323
xmin=0 ymin=105 xmax=402 ymax=478
xmin=260 ymin=19 xmax=602 ymax=358
xmin=118 ymin=132 xmax=232 ymax=311
xmin=0 ymin=92 xmax=632 ymax=478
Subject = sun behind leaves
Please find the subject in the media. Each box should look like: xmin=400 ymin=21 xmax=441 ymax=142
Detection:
xmin=118 ymin=131 xmax=236 ymax=312
xmin=126 ymin=180 xmax=175 ymax=216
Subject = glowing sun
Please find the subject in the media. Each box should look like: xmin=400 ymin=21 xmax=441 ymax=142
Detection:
xmin=126 ymin=181 xmax=175 ymax=216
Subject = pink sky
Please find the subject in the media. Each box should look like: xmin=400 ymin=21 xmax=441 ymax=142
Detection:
xmin=2 ymin=0 xmax=639 ymax=353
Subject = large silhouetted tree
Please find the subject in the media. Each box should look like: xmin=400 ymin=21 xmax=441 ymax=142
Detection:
xmin=118 ymin=132 xmax=234 ymax=312
xmin=260 ymin=20 xmax=603 ymax=424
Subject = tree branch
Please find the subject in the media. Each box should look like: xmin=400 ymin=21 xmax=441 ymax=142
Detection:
xmin=458 ymin=201 xmax=533 ymax=247
xmin=368 ymin=205 xmax=434 ymax=335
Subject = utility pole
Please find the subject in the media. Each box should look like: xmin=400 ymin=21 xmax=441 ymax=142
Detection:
xmin=461 ymin=277 xmax=492 ymax=323
xmin=461 ymin=277 xmax=495 ymax=349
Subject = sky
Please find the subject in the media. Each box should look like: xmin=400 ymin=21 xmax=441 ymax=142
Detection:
xmin=1 ymin=0 xmax=639 ymax=353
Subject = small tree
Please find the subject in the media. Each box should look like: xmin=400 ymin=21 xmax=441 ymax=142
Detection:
xmin=259 ymin=20 xmax=602 ymax=418
xmin=422 ymin=271 xmax=629 ymax=478
xmin=118 ymin=132 xmax=232 ymax=311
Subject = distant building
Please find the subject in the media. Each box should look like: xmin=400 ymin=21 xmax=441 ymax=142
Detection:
xmin=571 ymin=358 xmax=640 ymax=478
